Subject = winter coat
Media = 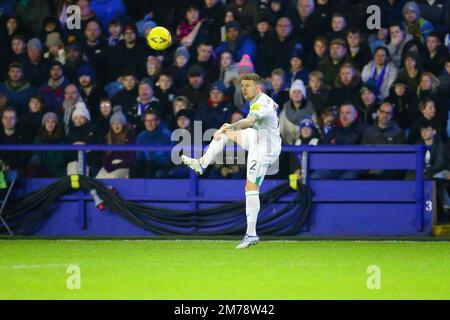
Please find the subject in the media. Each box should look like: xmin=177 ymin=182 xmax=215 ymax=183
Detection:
xmin=0 ymin=79 xmax=35 ymax=114
xmin=361 ymin=122 xmax=405 ymax=145
xmin=136 ymin=124 xmax=172 ymax=166
xmin=361 ymin=61 xmax=398 ymax=99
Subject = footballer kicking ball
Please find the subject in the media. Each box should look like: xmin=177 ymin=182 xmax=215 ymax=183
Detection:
xmin=147 ymin=26 xmax=172 ymax=51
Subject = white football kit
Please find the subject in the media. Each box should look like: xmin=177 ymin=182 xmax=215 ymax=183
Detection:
xmin=241 ymin=92 xmax=282 ymax=186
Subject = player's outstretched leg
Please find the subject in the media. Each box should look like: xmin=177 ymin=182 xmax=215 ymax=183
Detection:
xmin=181 ymin=133 xmax=228 ymax=175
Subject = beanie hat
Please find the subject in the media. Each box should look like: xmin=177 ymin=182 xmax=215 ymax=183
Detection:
xmin=72 ymin=102 xmax=91 ymax=122
xmin=238 ymin=54 xmax=254 ymax=73
xmin=300 ymin=116 xmax=315 ymax=130
xmin=142 ymin=20 xmax=157 ymax=32
xmin=46 ymin=32 xmax=62 ymax=47
xmin=290 ymin=43 xmax=304 ymax=61
xmin=175 ymin=46 xmax=190 ymax=61
xmin=403 ymin=1 xmax=420 ymax=15
xmin=41 ymin=112 xmax=58 ymax=126
xmin=210 ymin=81 xmax=226 ymax=94
xmin=175 ymin=109 xmax=193 ymax=121
xmin=27 ymin=38 xmax=42 ymax=51
xmin=110 ymin=105 xmax=127 ymax=126
xmin=225 ymin=21 xmax=241 ymax=31
xmin=76 ymin=64 xmax=96 ymax=81
xmin=360 ymin=79 xmax=380 ymax=97
xmin=290 ymin=79 xmax=307 ymax=98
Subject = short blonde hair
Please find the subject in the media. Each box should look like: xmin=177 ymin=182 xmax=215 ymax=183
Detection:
xmin=240 ymin=73 xmax=263 ymax=85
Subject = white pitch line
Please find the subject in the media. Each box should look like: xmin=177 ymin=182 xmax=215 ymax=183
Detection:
xmin=0 ymin=263 xmax=79 ymax=270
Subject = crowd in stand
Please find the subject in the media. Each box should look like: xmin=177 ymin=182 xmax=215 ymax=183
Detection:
xmin=0 ymin=0 xmax=449 ymax=185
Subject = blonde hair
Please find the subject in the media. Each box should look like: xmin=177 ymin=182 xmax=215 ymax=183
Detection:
xmin=417 ymin=72 xmax=440 ymax=96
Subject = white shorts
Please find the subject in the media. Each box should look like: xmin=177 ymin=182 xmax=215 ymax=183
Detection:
xmin=239 ymin=128 xmax=281 ymax=186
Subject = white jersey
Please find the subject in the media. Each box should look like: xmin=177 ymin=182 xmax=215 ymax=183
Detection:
xmin=247 ymin=92 xmax=282 ymax=157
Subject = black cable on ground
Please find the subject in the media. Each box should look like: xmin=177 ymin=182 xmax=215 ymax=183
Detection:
xmin=0 ymin=176 xmax=313 ymax=236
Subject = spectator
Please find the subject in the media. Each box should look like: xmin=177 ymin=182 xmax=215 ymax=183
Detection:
xmin=402 ymin=1 xmax=434 ymax=44
xmin=23 ymin=38 xmax=50 ymax=87
xmin=386 ymin=79 xmax=416 ymax=130
xmin=176 ymin=4 xmax=209 ymax=48
xmin=327 ymin=63 xmax=363 ymax=108
xmin=112 ymin=70 xmax=139 ymax=112
xmin=154 ymin=72 xmax=178 ymax=123
xmin=168 ymin=96 xmax=191 ymax=130
xmin=396 ymin=50 xmax=424 ymax=94
xmin=106 ymin=23 xmax=149 ymax=82
xmin=361 ymin=47 xmax=398 ymax=99
xmin=142 ymin=56 xmax=162 ymax=85
xmin=346 ymin=28 xmax=372 ymax=71
xmin=218 ymin=8 xmax=242 ymax=44
xmin=317 ymin=106 xmax=338 ymax=140
xmin=253 ymin=14 xmax=273 ymax=73
xmin=362 ymin=102 xmax=405 ymax=145
xmin=357 ymin=80 xmax=381 ymax=126
xmin=90 ymin=0 xmax=127 ymax=32
xmin=191 ymin=41 xmax=220 ymax=83
xmin=0 ymin=107 xmax=28 ymax=171
xmin=28 ymin=112 xmax=67 ymax=178
xmin=96 ymin=98 xmax=113 ymax=138
xmin=179 ymin=65 xmax=209 ymax=111
xmin=368 ymin=27 xmax=389 ymax=53
xmin=319 ymin=38 xmax=349 ymax=86
xmin=9 ymin=34 xmax=27 ymax=65
xmin=195 ymin=81 xmax=236 ymax=132
xmin=307 ymin=71 xmax=330 ymax=116
xmin=225 ymin=0 xmax=260 ymax=33
xmin=0 ymin=62 xmax=35 ymax=114
xmin=134 ymin=109 xmax=172 ymax=178
xmin=38 ymin=61 xmax=69 ymax=112
xmin=66 ymin=104 xmax=103 ymax=176
xmin=421 ymin=32 xmax=449 ymax=76
xmin=417 ymin=0 xmax=449 ymax=34
xmin=291 ymin=0 xmax=322 ymax=51
xmin=127 ymin=78 xmax=162 ymax=134
xmin=377 ymin=0 xmax=407 ymax=29
xmin=64 ymin=41 xmax=88 ymax=84
xmin=307 ymin=36 xmax=328 ymax=71
xmin=107 ymin=19 xmax=124 ymax=47
xmin=416 ymin=72 xmax=448 ymax=130
xmin=264 ymin=68 xmax=288 ymax=110
xmin=64 ymin=0 xmax=98 ymax=42
xmin=44 ymin=32 xmax=65 ymax=65
xmin=15 ymin=0 xmax=50 ymax=38
xmin=96 ymin=106 xmax=136 ymax=179
xmin=290 ymin=116 xmax=320 ymax=176
xmin=409 ymin=120 xmax=446 ymax=180
xmin=77 ymin=64 xmax=105 ymax=121
xmin=313 ymin=103 xmax=366 ymax=179
xmin=83 ymin=20 xmax=108 ymax=83
xmin=279 ymin=79 xmax=316 ymax=144
xmin=385 ymin=23 xmax=418 ymax=69
xmin=327 ymin=13 xmax=347 ymax=42
xmin=200 ymin=0 xmax=226 ymax=47
xmin=260 ymin=16 xmax=301 ymax=77
xmin=169 ymin=46 xmax=190 ymax=90
xmin=19 ymin=94 xmax=45 ymax=143
xmin=214 ymin=20 xmax=257 ymax=62
xmin=61 ymin=84 xmax=83 ymax=134
xmin=285 ymin=45 xmax=309 ymax=88
xmin=408 ymin=99 xmax=446 ymax=143
xmin=323 ymin=103 xmax=366 ymax=145
xmin=218 ymin=50 xmax=239 ymax=89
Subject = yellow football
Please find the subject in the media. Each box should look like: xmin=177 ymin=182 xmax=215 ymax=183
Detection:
xmin=147 ymin=26 xmax=172 ymax=51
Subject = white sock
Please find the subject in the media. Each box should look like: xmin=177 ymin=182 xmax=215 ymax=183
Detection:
xmin=245 ymin=191 xmax=260 ymax=236
xmin=199 ymin=134 xmax=228 ymax=169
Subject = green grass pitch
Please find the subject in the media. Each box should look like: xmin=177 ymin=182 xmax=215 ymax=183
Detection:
xmin=1 ymin=240 xmax=449 ymax=299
